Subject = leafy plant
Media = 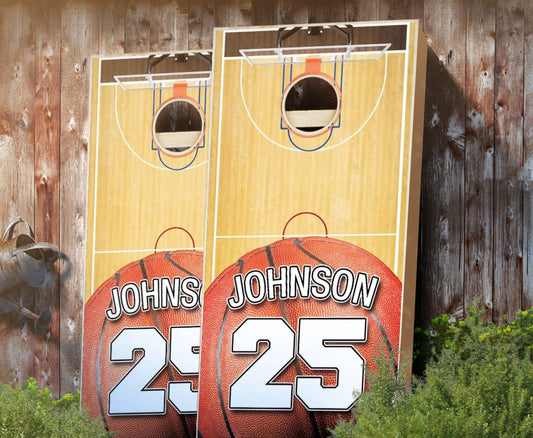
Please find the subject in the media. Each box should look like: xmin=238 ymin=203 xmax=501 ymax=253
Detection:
xmin=0 ymin=378 xmax=111 ymax=437
xmin=331 ymin=305 xmax=533 ymax=438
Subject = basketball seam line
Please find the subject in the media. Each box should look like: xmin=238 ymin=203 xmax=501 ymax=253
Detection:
xmin=294 ymin=239 xmax=398 ymax=376
xmin=206 ymin=237 xmax=361 ymax=298
xmin=164 ymin=251 xmax=200 ymax=278
xmin=214 ymin=259 xmax=243 ymax=438
xmin=96 ymin=272 xmax=120 ymax=432
xmin=266 ymin=244 xmax=322 ymax=438
xmin=139 ymin=257 xmax=192 ymax=438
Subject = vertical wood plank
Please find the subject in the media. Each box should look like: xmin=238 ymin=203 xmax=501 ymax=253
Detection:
xmin=379 ymin=0 xmax=424 ymax=21
xmin=251 ymin=0 xmax=276 ymax=25
xmin=308 ymin=0 xmax=346 ymax=23
xmin=188 ymin=0 xmax=214 ymax=50
xmin=125 ymin=0 xmax=150 ymax=53
xmin=464 ymin=0 xmax=495 ymax=318
xmin=150 ymin=0 xmax=188 ymax=52
xmin=60 ymin=0 xmax=99 ymax=395
xmin=419 ymin=0 xmax=466 ymax=326
xmin=379 ymin=1 xmax=397 ymax=21
xmin=524 ymin=0 xmax=533 ymax=311
xmin=34 ymin=0 xmax=61 ymax=396
xmin=494 ymin=0 xmax=524 ymax=322
xmin=99 ymin=0 xmax=126 ymax=55
xmin=0 ymin=1 xmax=35 ymax=388
xmin=214 ymin=0 xmax=252 ymax=27
xmin=345 ymin=0 xmax=379 ymax=22
xmin=276 ymin=0 xmax=308 ymax=25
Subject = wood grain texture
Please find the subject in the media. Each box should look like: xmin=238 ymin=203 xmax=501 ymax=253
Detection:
xmin=150 ymin=0 xmax=188 ymax=51
xmin=33 ymin=0 xmax=61 ymax=396
xmin=493 ymin=0 xmax=524 ymax=323
xmin=379 ymin=0 xmax=423 ymax=21
xmin=214 ymin=0 xmax=252 ymax=27
xmin=276 ymin=0 xmax=308 ymax=24
xmin=524 ymin=0 xmax=533 ymax=310
xmin=345 ymin=0 xmax=379 ymax=22
xmin=308 ymin=0 xmax=346 ymax=23
xmin=465 ymin=0 xmax=495 ymax=318
xmin=59 ymin=0 xmax=99 ymax=395
xmin=0 ymin=0 xmax=36 ymax=388
xmin=251 ymin=0 xmax=276 ymax=25
xmin=125 ymin=0 xmax=151 ymax=53
xmin=188 ymin=0 xmax=214 ymax=49
xmin=99 ymin=0 xmax=126 ymax=54
xmin=420 ymin=0 xmax=466 ymax=325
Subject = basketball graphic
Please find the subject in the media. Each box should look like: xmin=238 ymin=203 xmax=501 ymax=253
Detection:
xmin=198 ymin=237 xmax=402 ymax=438
xmin=82 ymin=250 xmax=203 ymax=438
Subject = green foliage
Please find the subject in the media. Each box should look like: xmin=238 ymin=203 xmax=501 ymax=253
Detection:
xmin=0 ymin=378 xmax=111 ymax=437
xmin=332 ymin=305 xmax=533 ymax=438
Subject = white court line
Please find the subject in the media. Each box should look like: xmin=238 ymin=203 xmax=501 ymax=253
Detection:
xmin=397 ymin=22 xmax=413 ymax=371
xmin=211 ymin=32 xmax=227 ymax=283
xmin=239 ymin=53 xmax=390 ymax=153
xmin=394 ymin=25 xmax=411 ymax=275
xmin=215 ymin=233 xmax=396 ymax=239
xmin=202 ymin=45 xmax=217 ymax=294
xmin=95 ymin=248 xmax=203 ymax=254
xmin=90 ymin=59 xmax=103 ymax=295
xmin=113 ymin=85 xmax=207 ymax=172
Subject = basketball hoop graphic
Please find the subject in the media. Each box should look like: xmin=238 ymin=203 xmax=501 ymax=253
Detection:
xmin=114 ymin=53 xmax=212 ymax=171
xmin=238 ymin=27 xmax=391 ymax=152
xmin=151 ymin=82 xmax=207 ymax=169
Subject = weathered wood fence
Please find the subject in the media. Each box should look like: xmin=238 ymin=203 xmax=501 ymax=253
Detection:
xmin=0 ymin=0 xmax=530 ymax=396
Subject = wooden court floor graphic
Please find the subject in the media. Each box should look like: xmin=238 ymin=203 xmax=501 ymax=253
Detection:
xmin=85 ymin=56 xmax=210 ymax=298
xmin=198 ymin=21 xmax=426 ymax=438
xmin=83 ymin=53 xmax=210 ymax=437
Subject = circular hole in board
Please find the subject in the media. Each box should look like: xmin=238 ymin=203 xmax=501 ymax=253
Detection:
xmin=152 ymin=98 xmax=205 ymax=157
xmin=282 ymin=74 xmax=341 ymax=137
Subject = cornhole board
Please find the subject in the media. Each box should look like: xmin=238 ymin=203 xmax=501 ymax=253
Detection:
xmin=198 ymin=21 xmax=426 ymax=437
xmin=82 ymin=51 xmax=211 ymax=437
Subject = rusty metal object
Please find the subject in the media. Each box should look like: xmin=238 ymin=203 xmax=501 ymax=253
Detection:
xmin=0 ymin=218 xmax=59 ymax=333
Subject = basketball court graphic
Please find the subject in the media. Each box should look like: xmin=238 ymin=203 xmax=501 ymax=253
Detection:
xmin=85 ymin=53 xmax=211 ymax=299
xmin=204 ymin=23 xmax=425 ymax=285
xmin=198 ymin=21 xmax=426 ymax=437
xmin=83 ymin=52 xmax=211 ymax=437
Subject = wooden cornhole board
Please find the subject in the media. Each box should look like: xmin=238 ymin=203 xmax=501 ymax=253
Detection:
xmin=198 ymin=21 xmax=426 ymax=438
xmin=82 ymin=52 xmax=211 ymax=437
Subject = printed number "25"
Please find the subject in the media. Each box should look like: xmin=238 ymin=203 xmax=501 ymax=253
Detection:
xmin=230 ymin=318 xmax=367 ymax=411
xmin=108 ymin=326 xmax=200 ymax=416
